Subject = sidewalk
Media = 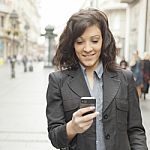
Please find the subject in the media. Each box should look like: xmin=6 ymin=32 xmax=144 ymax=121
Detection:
xmin=0 ymin=62 xmax=149 ymax=150
xmin=0 ymin=62 xmax=57 ymax=150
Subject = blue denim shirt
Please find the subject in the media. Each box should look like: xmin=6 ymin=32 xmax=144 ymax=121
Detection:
xmin=80 ymin=62 xmax=106 ymax=150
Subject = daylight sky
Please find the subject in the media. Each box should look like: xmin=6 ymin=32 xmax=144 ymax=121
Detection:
xmin=40 ymin=0 xmax=86 ymax=35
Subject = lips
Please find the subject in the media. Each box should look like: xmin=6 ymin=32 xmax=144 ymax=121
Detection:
xmin=82 ymin=55 xmax=95 ymax=61
xmin=83 ymin=54 xmax=95 ymax=57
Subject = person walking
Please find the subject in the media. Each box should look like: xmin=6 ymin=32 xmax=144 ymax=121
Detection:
xmin=46 ymin=8 xmax=148 ymax=150
xmin=9 ymin=55 xmax=16 ymax=78
xmin=22 ymin=55 xmax=28 ymax=72
xmin=120 ymin=59 xmax=128 ymax=69
xmin=142 ymin=52 xmax=150 ymax=99
xmin=130 ymin=51 xmax=143 ymax=98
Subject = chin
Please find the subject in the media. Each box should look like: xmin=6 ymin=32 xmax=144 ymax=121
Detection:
xmin=83 ymin=62 xmax=95 ymax=67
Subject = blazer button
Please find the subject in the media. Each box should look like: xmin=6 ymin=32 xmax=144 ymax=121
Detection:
xmin=105 ymin=134 xmax=110 ymax=140
xmin=103 ymin=114 xmax=108 ymax=119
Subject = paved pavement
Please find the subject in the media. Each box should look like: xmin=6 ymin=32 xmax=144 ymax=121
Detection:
xmin=0 ymin=62 xmax=57 ymax=150
xmin=0 ymin=62 xmax=149 ymax=150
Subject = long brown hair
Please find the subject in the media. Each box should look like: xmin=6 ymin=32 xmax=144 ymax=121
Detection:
xmin=53 ymin=8 xmax=117 ymax=72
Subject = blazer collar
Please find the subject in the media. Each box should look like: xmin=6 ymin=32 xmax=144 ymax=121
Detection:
xmin=66 ymin=67 xmax=91 ymax=98
xmin=66 ymin=68 xmax=121 ymax=112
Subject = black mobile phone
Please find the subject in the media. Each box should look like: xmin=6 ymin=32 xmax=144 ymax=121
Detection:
xmin=80 ymin=97 xmax=96 ymax=116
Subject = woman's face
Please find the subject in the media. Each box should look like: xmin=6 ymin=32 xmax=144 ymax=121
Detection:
xmin=74 ymin=25 xmax=102 ymax=70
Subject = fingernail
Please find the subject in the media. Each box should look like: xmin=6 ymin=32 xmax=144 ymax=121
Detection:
xmin=90 ymin=106 xmax=95 ymax=110
xmin=96 ymin=112 xmax=99 ymax=115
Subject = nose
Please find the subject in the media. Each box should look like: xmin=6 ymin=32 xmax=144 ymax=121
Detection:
xmin=83 ymin=42 xmax=93 ymax=52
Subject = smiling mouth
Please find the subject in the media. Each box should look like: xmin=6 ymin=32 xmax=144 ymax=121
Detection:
xmin=83 ymin=54 xmax=95 ymax=57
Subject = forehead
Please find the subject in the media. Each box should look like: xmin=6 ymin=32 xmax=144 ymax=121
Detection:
xmin=80 ymin=25 xmax=102 ymax=37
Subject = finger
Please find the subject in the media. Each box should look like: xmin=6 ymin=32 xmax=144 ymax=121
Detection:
xmin=77 ymin=106 xmax=96 ymax=116
xmin=82 ymin=112 xmax=99 ymax=122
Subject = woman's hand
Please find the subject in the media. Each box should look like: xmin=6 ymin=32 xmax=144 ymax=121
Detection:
xmin=66 ymin=106 xmax=99 ymax=141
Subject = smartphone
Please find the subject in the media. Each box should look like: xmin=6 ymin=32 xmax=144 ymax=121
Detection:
xmin=80 ymin=97 xmax=96 ymax=116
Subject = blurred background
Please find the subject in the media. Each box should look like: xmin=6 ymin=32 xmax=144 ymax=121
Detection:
xmin=0 ymin=0 xmax=149 ymax=150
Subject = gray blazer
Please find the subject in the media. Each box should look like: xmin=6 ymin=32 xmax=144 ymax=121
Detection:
xmin=46 ymin=67 xmax=148 ymax=150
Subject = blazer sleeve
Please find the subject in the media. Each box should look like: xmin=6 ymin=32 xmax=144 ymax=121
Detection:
xmin=46 ymin=72 xmax=69 ymax=149
xmin=122 ymin=70 xmax=148 ymax=150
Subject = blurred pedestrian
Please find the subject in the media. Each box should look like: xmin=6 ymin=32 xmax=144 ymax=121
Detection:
xmin=9 ymin=55 xmax=16 ymax=78
xmin=46 ymin=8 xmax=148 ymax=150
xmin=141 ymin=52 xmax=150 ymax=99
xmin=28 ymin=55 xmax=33 ymax=72
xmin=22 ymin=55 xmax=28 ymax=72
xmin=120 ymin=59 xmax=128 ymax=69
xmin=130 ymin=51 xmax=143 ymax=98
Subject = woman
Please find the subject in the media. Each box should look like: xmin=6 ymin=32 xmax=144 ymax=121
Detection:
xmin=46 ymin=8 xmax=148 ymax=150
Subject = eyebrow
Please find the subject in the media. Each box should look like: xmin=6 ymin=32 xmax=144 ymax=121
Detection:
xmin=91 ymin=35 xmax=101 ymax=38
xmin=78 ymin=35 xmax=101 ymax=39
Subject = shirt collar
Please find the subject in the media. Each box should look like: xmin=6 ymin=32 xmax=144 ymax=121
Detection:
xmin=80 ymin=62 xmax=103 ymax=79
xmin=95 ymin=62 xmax=103 ymax=79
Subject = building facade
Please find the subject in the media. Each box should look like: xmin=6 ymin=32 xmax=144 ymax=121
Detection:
xmin=0 ymin=0 xmax=41 ymax=63
xmin=128 ymin=0 xmax=149 ymax=59
xmin=0 ymin=0 xmax=11 ymax=63
xmin=112 ymin=0 xmax=149 ymax=60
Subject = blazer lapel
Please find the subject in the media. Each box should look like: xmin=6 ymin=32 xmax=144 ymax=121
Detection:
xmin=67 ymin=68 xmax=91 ymax=98
xmin=66 ymin=68 xmax=120 ymax=112
xmin=103 ymin=71 xmax=121 ymax=113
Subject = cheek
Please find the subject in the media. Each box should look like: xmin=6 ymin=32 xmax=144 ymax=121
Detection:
xmin=98 ymin=40 xmax=103 ymax=50
xmin=98 ymin=43 xmax=102 ymax=52
xmin=74 ymin=46 xmax=82 ymax=55
xmin=74 ymin=49 xmax=80 ymax=59
xmin=96 ymin=47 xmax=101 ymax=56
xmin=94 ymin=42 xmax=102 ymax=52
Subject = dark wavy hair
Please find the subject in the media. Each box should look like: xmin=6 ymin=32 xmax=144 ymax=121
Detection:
xmin=53 ymin=8 xmax=117 ymax=72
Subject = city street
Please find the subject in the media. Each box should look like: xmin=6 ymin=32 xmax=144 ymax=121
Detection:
xmin=0 ymin=62 xmax=149 ymax=150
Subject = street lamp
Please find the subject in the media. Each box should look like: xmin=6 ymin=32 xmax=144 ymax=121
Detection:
xmin=9 ymin=10 xmax=19 ymax=56
xmin=8 ymin=9 xmax=19 ymax=78
xmin=9 ymin=10 xmax=18 ymax=27
xmin=24 ymin=22 xmax=30 ymax=54
xmin=41 ymin=25 xmax=57 ymax=68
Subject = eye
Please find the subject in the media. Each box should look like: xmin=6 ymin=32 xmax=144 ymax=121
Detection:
xmin=75 ymin=40 xmax=83 ymax=45
xmin=91 ymin=35 xmax=102 ymax=43
xmin=92 ymin=40 xmax=99 ymax=43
